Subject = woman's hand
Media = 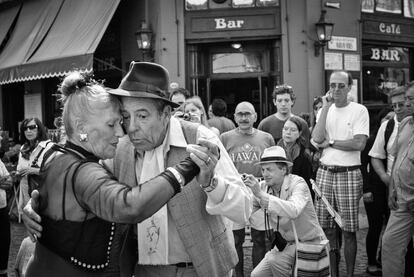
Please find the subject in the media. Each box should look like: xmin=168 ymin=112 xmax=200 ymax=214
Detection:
xmin=186 ymin=138 xmax=220 ymax=186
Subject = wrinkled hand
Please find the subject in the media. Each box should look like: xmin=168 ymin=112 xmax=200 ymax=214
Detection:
xmin=363 ymin=192 xmax=374 ymax=203
xmin=18 ymin=167 xmax=37 ymax=177
xmin=186 ymin=138 xmax=220 ymax=186
xmin=22 ymin=190 xmax=42 ymax=242
xmin=388 ymin=188 xmax=398 ymax=210
xmin=242 ymin=174 xmax=262 ymax=198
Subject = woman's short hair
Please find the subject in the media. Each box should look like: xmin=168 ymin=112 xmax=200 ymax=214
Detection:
xmin=19 ymin=118 xmax=48 ymax=144
xmin=183 ymin=96 xmax=209 ymax=127
xmin=59 ymin=71 xmax=121 ymax=138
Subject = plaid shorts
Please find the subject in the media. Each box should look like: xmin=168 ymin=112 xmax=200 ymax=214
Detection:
xmin=315 ymin=166 xmax=363 ymax=232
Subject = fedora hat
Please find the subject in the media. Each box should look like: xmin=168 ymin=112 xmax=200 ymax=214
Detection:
xmin=109 ymin=62 xmax=180 ymax=108
xmin=258 ymin=146 xmax=293 ymax=166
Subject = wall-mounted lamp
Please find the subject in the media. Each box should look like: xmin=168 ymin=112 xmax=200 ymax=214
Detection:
xmin=135 ymin=21 xmax=154 ymax=61
xmin=231 ymin=43 xmax=242 ymax=50
xmin=314 ymin=10 xmax=334 ymax=57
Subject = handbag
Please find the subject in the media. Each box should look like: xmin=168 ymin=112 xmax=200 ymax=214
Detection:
xmin=292 ymin=221 xmax=331 ymax=277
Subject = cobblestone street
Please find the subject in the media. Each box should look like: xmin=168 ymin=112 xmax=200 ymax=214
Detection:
xmin=7 ymin=200 xmax=372 ymax=277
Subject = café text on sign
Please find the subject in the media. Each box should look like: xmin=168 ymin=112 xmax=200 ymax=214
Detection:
xmin=379 ymin=23 xmax=401 ymax=35
xmin=328 ymin=36 xmax=357 ymax=51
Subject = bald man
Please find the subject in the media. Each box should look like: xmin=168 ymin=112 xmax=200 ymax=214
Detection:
xmin=220 ymin=102 xmax=275 ymax=277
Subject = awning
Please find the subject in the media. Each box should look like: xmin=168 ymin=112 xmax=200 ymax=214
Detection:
xmin=0 ymin=4 xmax=21 ymax=48
xmin=0 ymin=0 xmax=120 ymax=85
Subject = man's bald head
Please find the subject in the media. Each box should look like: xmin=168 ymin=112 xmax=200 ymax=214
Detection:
xmin=234 ymin=101 xmax=257 ymax=133
xmin=235 ymin=101 xmax=255 ymax=114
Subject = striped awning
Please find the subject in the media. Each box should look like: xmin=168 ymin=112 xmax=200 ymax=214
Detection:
xmin=0 ymin=0 xmax=120 ymax=85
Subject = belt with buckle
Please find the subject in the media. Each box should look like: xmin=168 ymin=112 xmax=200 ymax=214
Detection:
xmin=319 ymin=164 xmax=360 ymax=173
xmin=174 ymin=262 xmax=193 ymax=268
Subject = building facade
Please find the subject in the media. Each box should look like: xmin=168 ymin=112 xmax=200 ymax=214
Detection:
xmin=0 ymin=0 xmax=413 ymax=141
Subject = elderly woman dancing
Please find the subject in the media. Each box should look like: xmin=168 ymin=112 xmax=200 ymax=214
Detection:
xmin=25 ymin=72 xmax=219 ymax=277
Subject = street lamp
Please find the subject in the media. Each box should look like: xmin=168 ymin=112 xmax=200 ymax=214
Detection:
xmin=135 ymin=21 xmax=154 ymax=61
xmin=314 ymin=10 xmax=334 ymax=57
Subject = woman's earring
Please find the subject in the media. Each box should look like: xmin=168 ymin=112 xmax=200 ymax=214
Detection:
xmin=79 ymin=133 xmax=88 ymax=142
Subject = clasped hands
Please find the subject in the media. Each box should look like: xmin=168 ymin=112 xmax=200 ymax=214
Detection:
xmin=186 ymin=137 xmax=220 ymax=186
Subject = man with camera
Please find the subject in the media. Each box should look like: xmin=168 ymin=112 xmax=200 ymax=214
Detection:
xmin=244 ymin=146 xmax=325 ymax=277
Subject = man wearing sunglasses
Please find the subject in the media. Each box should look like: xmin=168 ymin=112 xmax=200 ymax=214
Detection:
xmin=382 ymin=82 xmax=414 ymax=277
xmin=312 ymin=70 xmax=369 ymax=277
xmin=366 ymin=86 xmax=411 ymax=275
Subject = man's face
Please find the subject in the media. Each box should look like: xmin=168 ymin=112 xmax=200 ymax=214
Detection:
xmin=261 ymin=163 xmax=286 ymax=187
xmin=121 ymin=97 xmax=171 ymax=151
xmin=391 ymin=94 xmax=410 ymax=122
xmin=405 ymin=86 xmax=414 ymax=115
xmin=273 ymin=93 xmax=293 ymax=115
xmin=171 ymin=93 xmax=186 ymax=106
xmin=329 ymin=72 xmax=351 ymax=104
xmin=234 ymin=103 xmax=256 ymax=131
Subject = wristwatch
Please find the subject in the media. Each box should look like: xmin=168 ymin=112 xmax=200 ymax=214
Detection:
xmin=329 ymin=139 xmax=335 ymax=147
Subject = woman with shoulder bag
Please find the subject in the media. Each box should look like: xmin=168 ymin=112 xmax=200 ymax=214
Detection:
xmin=16 ymin=118 xmax=53 ymax=215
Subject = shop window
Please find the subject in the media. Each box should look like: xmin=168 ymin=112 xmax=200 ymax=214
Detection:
xmin=185 ymin=0 xmax=278 ymax=10
xmin=232 ymin=0 xmax=254 ymax=8
xmin=186 ymin=0 xmax=208 ymax=10
xmin=362 ymin=0 xmax=414 ymax=17
xmin=362 ymin=45 xmax=411 ymax=104
xmin=212 ymin=52 xmax=263 ymax=73
xmin=404 ymin=0 xmax=414 ymax=17
xmin=376 ymin=0 xmax=402 ymax=13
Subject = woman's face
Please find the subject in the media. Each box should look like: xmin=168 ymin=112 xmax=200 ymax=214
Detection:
xmin=184 ymin=103 xmax=202 ymax=123
xmin=282 ymin=120 xmax=300 ymax=144
xmin=23 ymin=120 xmax=39 ymax=142
xmin=82 ymin=105 xmax=124 ymax=160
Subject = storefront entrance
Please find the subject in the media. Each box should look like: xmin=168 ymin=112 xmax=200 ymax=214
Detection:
xmin=187 ymin=40 xmax=281 ymax=122
xmin=209 ymin=77 xmax=270 ymax=123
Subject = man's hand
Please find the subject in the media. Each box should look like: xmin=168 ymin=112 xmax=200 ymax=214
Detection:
xmin=322 ymin=90 xmax=334 ymax=107
xmin=388 ymin=188 xmax=398 ymax=210
xmin=22 ymin=190 xmax=43 ymax=242
xmin=186 ymin=138 xmax=220 ymax=186
xmin=363 ymin=192 xmax=374 ymax=203
xmin=242 ymin=174 xmax=262 ymax=198
xmin=379 ymin=174 xmax=391 ymax=187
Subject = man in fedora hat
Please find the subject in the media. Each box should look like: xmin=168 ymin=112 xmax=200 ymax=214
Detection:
xmin=243 ymin=146 xmax=325 ymax=277
xmin=22 ymin=62 xmax=251 ymax=277
xmin=110 ymin=62 xmax=250 ymax=277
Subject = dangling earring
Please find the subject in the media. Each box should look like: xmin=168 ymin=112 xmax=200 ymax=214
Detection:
xmin=79 ymin=133 xmax=88 ymax=142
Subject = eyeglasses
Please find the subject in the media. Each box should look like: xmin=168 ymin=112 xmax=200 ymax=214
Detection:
xmin=391 ymin=102 xmax=406 ymax=109
xmin=405 ymin=95 xmax=414 ymax=101
xmin=330 ymin=83 xmax=347 ymax=90
xmin=23 ymin=125 xmax=38 ymax=131
xmin=235 ymin=112 xmax=253 ymax=118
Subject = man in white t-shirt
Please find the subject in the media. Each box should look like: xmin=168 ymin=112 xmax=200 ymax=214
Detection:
xmin=312 ymin=71 xmax=369 ymax=277
xmin=366 ymin=86 xmax=411 ymax=275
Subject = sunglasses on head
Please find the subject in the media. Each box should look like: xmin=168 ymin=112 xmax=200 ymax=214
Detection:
xmin=24 ymin=125 xmax=38 ymax=131
xmin=330 ymin=83 xmax=347 ymax=89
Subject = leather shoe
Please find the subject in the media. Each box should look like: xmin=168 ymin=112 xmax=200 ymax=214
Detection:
xmin=366 ymin=265 xmax=382 ymax=276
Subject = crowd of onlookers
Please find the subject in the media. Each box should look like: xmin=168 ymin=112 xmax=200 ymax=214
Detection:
xmin=0 ymin=66 xmax=413 ymax=277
